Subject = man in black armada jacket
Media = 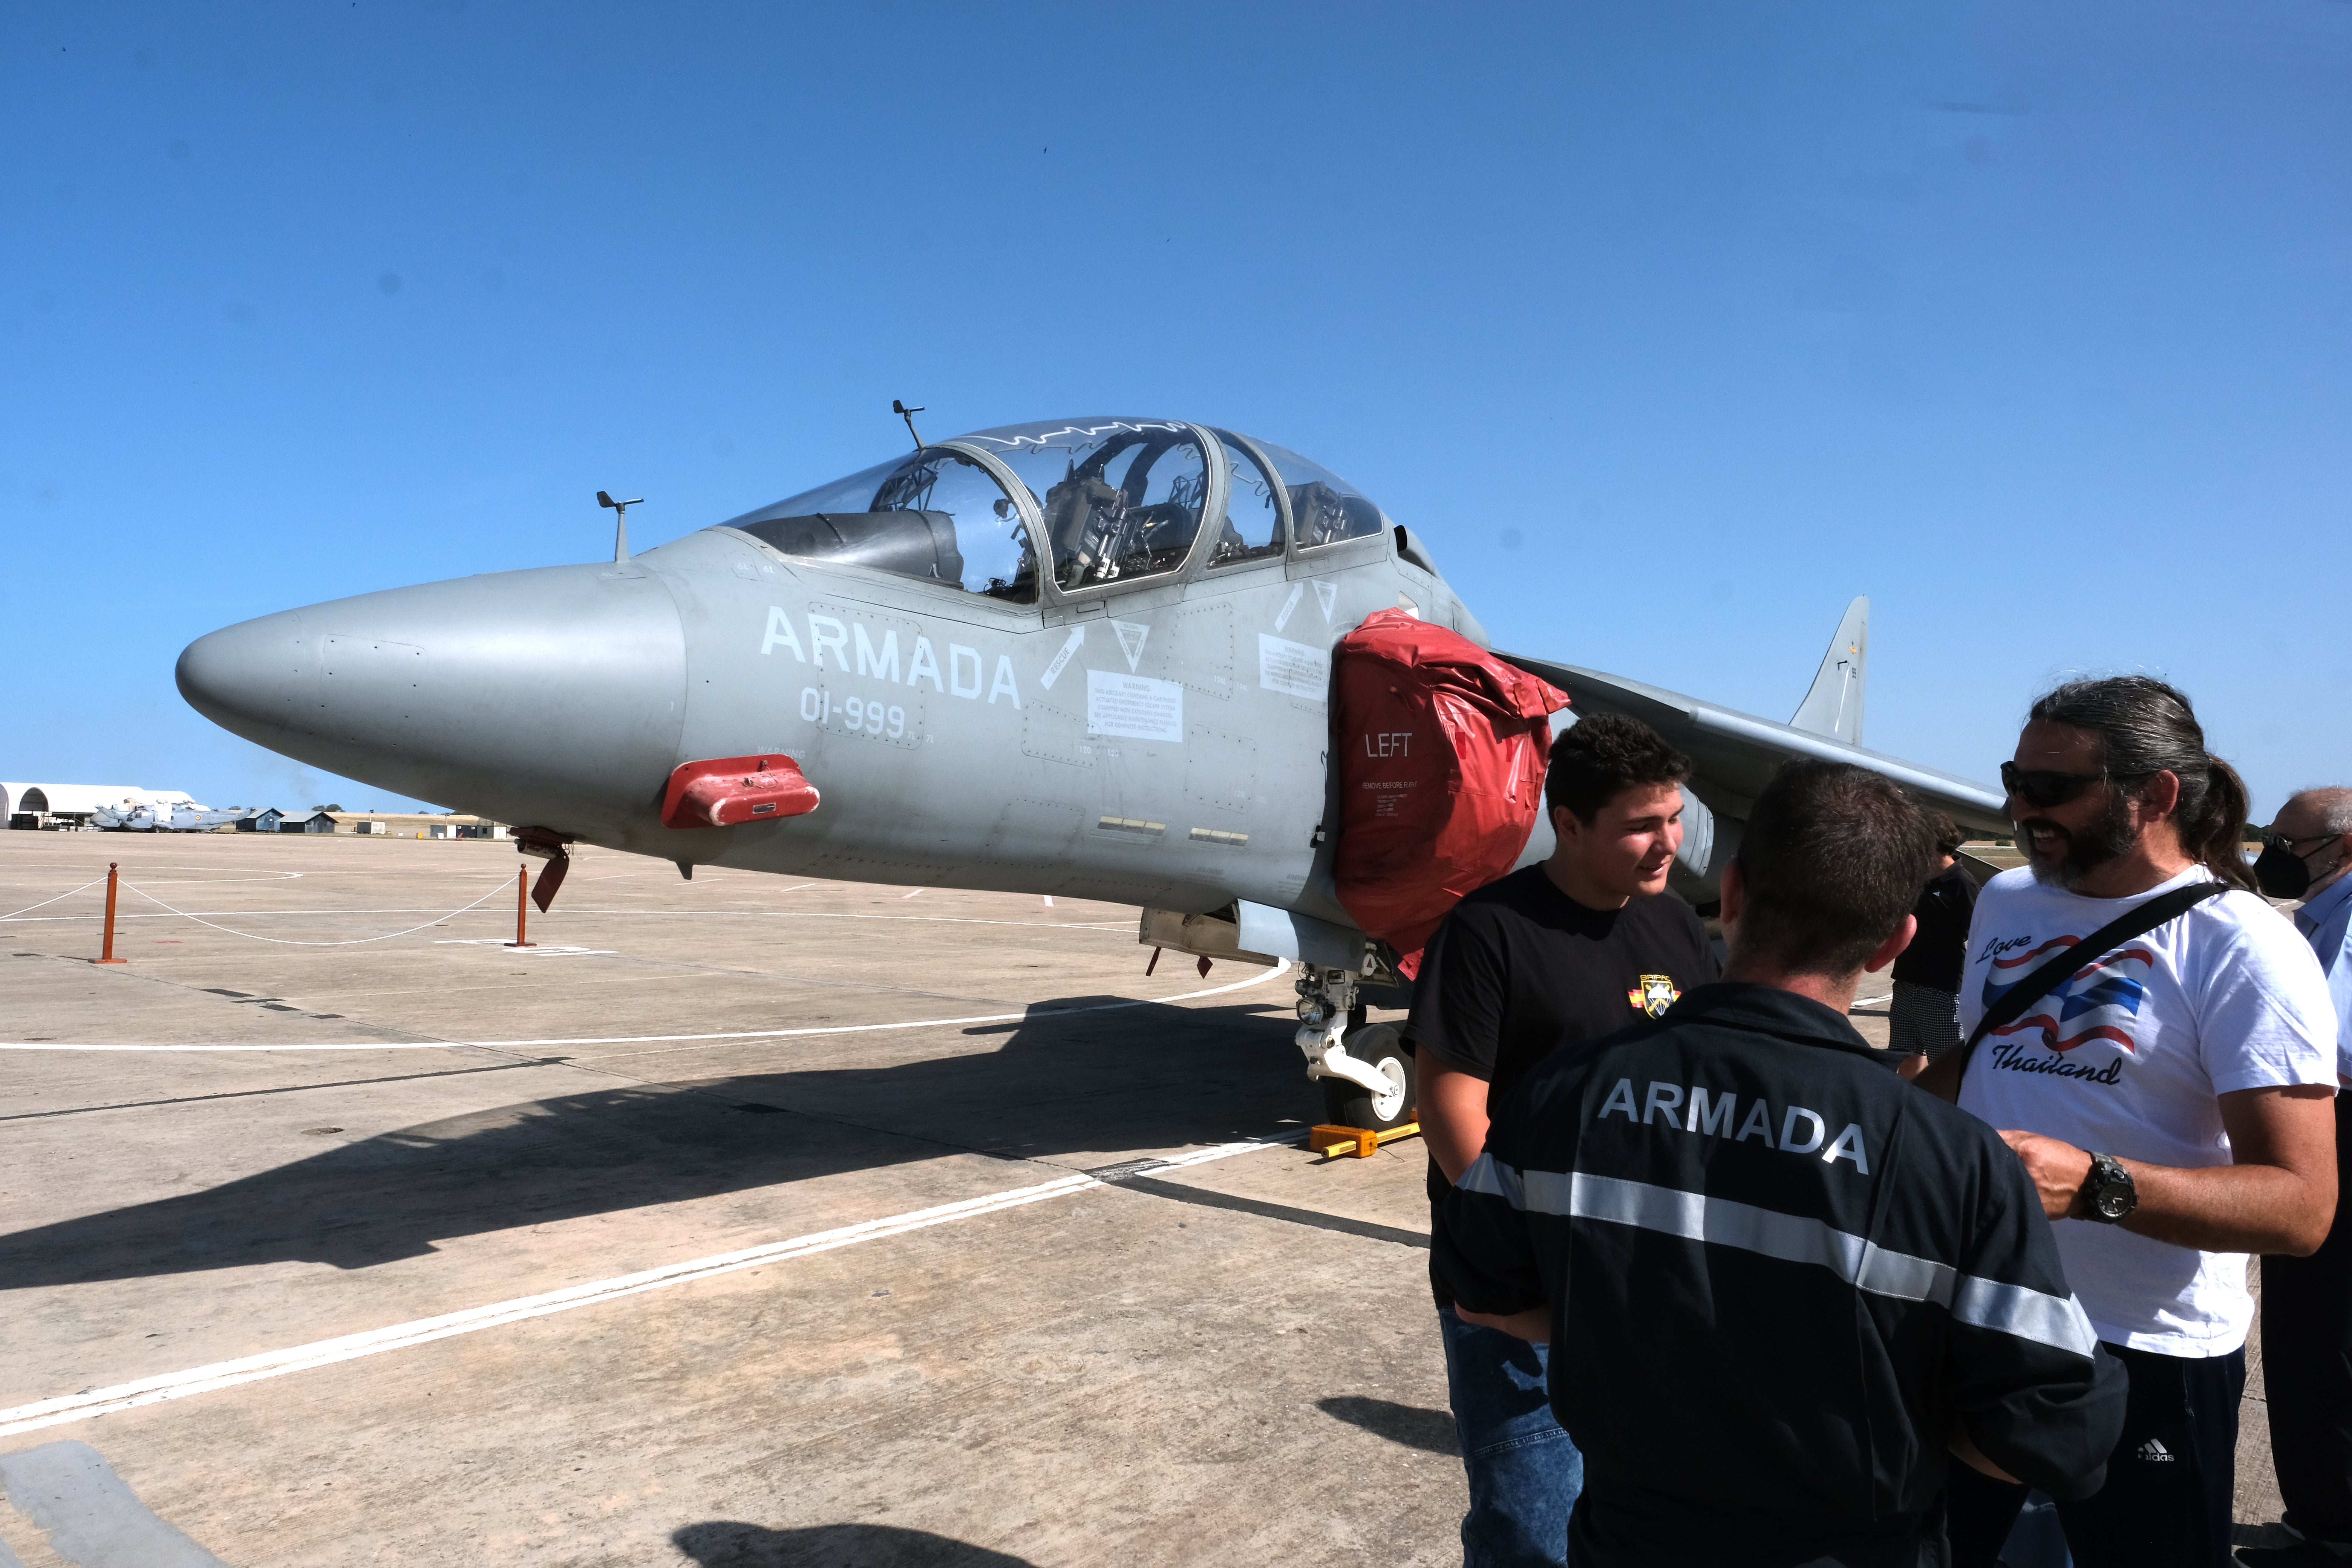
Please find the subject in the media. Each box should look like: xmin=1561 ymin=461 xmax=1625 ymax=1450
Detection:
xmin=1434 ymin=762 xmax=2127 ymax=1567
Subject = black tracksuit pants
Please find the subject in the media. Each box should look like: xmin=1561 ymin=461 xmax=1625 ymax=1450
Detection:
xmin=2262 ymin=1090 xmax=2352 ymax=1544
xmin=1946 ymin=1341 xmax=2243 ymax=1568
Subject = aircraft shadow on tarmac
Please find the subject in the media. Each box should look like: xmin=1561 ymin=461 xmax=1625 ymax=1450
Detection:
xmin=0 ymin=997 xmax=1315 ymax=1290
xmin=1315 ymin=1395 xmax=1460 ymax=1457
xmin=671 ymin=1521 xmax=1038 ymax=1566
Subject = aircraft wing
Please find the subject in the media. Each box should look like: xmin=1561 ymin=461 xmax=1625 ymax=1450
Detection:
xmin=1498 ymin=652 xmax=2009 ymax=836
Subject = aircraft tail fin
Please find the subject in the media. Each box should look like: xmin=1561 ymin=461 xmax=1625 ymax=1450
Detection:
xmin=1789 ymin=596 xmax=1868 ymax=746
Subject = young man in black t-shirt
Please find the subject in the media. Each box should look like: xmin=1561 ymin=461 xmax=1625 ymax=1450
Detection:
xmin=1409 ymin=713 xmax=1719 ymax=1568
xmin=1888 ymin=810 xmax=1976 ymax=1067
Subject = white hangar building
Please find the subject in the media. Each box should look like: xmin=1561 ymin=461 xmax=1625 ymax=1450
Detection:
xmin=3 ymin=783 xmax=196 ymax=829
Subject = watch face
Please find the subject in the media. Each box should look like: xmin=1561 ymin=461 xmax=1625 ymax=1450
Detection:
xmin=2086 ymin=1156 xmax=2136 ymax=1221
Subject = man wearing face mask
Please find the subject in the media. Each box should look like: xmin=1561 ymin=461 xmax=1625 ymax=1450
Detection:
xmin=1916 ymin=678 xmax=2340 ymax=1568
xmin=2243 ymin=787 xmax=2352 ymax=1568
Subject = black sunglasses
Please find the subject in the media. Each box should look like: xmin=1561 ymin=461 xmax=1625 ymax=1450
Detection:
xmin=1999 ymin=762 xmax=2145 ymax=810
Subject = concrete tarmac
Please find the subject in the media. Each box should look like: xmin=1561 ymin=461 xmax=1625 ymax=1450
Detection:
xmin=0 ymin=833 xmax=2292 ymax=1565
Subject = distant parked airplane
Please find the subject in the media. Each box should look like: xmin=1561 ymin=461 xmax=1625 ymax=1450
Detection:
xmin=90 ymin=800 xmax=255 ymax=833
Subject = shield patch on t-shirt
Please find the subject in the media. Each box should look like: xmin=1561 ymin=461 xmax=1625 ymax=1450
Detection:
xmin=1628 ymin=974 xmax=1681 ymax=1018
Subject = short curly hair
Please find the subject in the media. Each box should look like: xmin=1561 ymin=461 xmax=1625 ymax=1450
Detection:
xmin=1545 ymin=714 xmax=1691 ymax=825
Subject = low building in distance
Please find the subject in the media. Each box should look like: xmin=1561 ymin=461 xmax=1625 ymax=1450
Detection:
xmin=3 ymin=783 xmax=197 ymax=830
xmin=329 ymin=812 xmax=507 ymax=840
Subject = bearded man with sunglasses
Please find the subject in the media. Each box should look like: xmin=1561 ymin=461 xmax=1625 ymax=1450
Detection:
xmin=2244 ymin=787 xmax=2352 ymax=1568
xmin=1918 ymin=677 xmax=2341 ymax=1568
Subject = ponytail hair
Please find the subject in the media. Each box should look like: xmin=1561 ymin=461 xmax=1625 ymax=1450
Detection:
xmin=2026 ymin=676 xmax=2255 ymax=891
xmin=2188 ymin=753 xmax=2255 ymax=890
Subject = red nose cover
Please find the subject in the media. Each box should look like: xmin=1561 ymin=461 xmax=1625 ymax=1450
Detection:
xmin=661 ymin=756 xmax=821 ymax=829
xmin=1332 ymin=610 xmax=1568 ymax=977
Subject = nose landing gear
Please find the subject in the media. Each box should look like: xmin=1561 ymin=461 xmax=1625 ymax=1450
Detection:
xmin=1296 ymin=965 xmax=1417 ymax=1133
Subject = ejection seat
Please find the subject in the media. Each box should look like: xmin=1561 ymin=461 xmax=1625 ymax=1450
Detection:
xmin=1042 ymin=467 xmax=1130 ymax=589
xmin=1287 ymin=480 xmax=1384 ymax=548
xmin=1041 ymin=430 xmax=1205 ymax=588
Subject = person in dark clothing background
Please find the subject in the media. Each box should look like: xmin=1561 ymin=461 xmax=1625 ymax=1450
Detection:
xmin=2242 ymin=785 xmax=2352 ymax=1568
xmin=1409 ymin=713 xmax=1719 ymax=1567
xmin=1435 ymin=761 xmax=2127 ymax=1568
xmin=1890 ymin=810 xmax=1977 ymax=1070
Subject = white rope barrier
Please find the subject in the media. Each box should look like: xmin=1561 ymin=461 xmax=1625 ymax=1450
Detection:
xmin=0 ymin=876 xmax=109 ymax=923
xmin=116 ymin=877 xmax=515 ymax=947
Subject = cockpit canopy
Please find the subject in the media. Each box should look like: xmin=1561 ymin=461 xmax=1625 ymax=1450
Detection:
xmin=968 ymin=420 xmax=1208 ymax=593
xmin=715 ymin=416 xmax=1390 ymax=602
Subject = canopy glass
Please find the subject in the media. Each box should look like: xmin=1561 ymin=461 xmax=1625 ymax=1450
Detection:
xmin=1207 ymin=430 xmax=1285 ymax=568
xmin=719 ymin=448 xmax=1037 ymax=602
xmin=1250 ymin=439 xmax=1387 ymax=549
xmin=715 ymin=418 xmax=1389 ymax=595
xmin=959 ymin=418 xmax=1208 ymax=591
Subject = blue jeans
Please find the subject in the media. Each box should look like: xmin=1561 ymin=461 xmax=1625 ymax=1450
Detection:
xmin=1438 ymin=1306 xmax=1584 ymax=1567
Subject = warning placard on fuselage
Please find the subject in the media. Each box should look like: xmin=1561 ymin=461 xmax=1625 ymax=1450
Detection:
xmin=1257 ymin=634 xmax=1332 ymax=702
xmin=1087 ymin=670 xmax=1185 ymax=742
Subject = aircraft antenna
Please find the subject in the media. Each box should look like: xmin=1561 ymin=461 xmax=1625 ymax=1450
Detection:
xmin=892 ymin=400 xmax=926 ymax=451
xmin=597 ymin=490 xmax=644 ymax=564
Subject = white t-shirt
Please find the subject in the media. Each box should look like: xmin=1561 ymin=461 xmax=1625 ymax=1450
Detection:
xmin=1957 ymin=865 xmax=2339 ymax=1356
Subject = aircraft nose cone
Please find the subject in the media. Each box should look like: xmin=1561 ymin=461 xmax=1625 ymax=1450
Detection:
xmin=177 ymin=610 xmax=310 ymax=745
xmin=177 ymin=566 xmax=689 ymax=831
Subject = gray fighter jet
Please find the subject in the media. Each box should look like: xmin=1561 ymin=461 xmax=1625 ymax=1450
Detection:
xmin=176 ymin=416 xmax=2002 ymax=1129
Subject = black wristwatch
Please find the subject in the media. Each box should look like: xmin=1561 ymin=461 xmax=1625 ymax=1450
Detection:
xmin=2080 ymin=1152 xmax=2137 ymax=1223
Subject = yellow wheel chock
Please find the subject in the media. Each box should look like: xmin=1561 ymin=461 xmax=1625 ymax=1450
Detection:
xmin=1308 ymin=1121 xmax=1422 ymax=1161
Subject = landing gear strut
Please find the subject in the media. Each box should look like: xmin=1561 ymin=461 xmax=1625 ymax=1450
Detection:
xmin=1296 ymin=966 xmax=1416 ymax=1132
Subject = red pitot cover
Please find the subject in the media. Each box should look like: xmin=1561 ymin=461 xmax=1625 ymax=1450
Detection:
xmin=1332 ymin=609 xmax=1568 ymax=977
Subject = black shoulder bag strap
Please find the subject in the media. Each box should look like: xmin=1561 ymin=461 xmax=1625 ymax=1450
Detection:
xmin=1950 ymin=881 xmax=2230 ymax=1083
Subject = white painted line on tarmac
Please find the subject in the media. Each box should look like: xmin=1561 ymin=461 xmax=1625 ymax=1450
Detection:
xmin=432 ymin=941 xmax=617 ymax=957
xmin=0 ymin=960 xmax=1290 ymax=1051
xmin=0 ymin=1131 xmax=1305 ymax=1439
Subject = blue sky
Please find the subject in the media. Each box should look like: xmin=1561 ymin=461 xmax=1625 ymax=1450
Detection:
xmin=6 ymin=2 xmax=2347 ymax=819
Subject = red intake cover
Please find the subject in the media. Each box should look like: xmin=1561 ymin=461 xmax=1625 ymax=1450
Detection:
xmin=1332 ymin=610 xmax=1568 ymax=977
xmin=661 ymin=755 xmax=821 ymax=829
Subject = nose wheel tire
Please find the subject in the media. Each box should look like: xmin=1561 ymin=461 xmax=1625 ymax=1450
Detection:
xmin=1319 ymin=1021 xmax=1416 ymax=1132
